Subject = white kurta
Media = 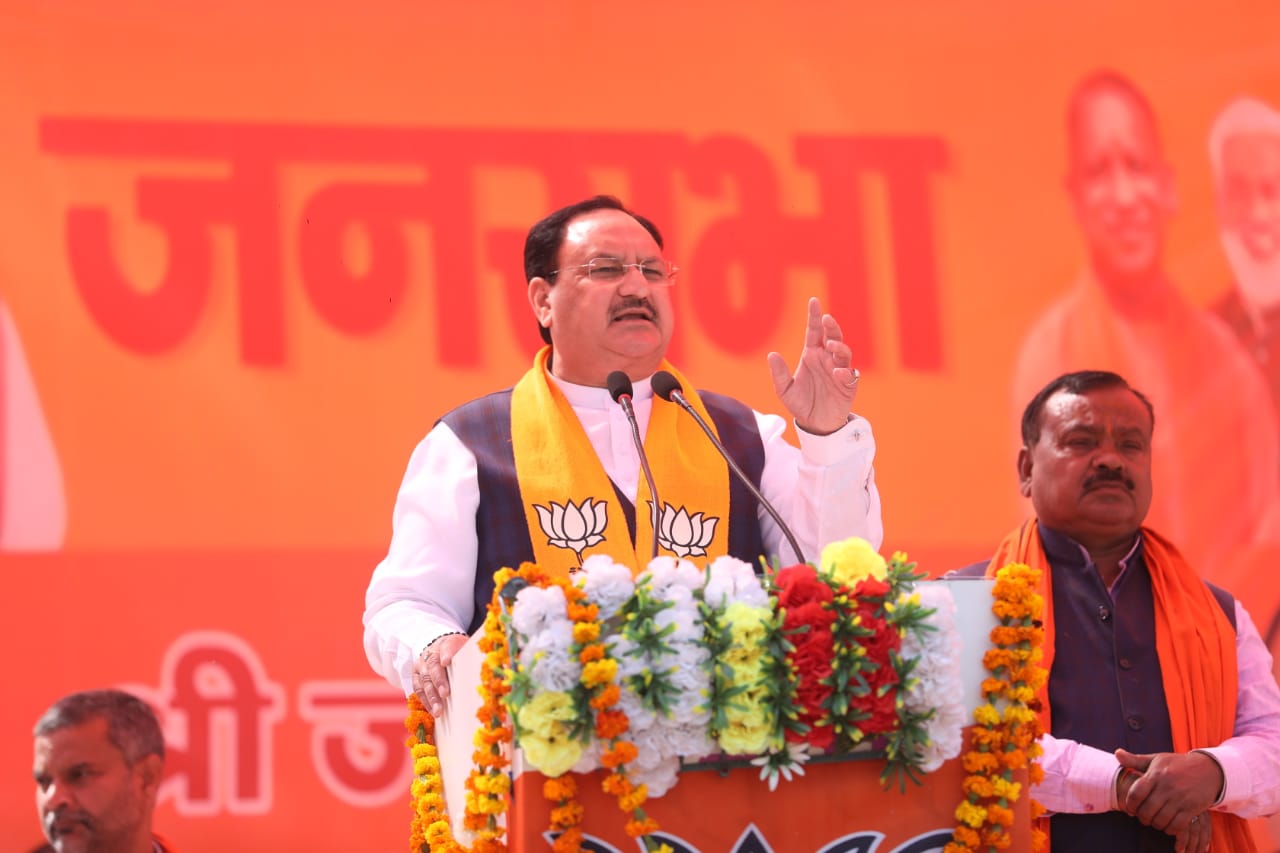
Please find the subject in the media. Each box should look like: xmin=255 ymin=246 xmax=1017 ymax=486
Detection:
xmin=363 ymin=373 xmax=883 ymax=695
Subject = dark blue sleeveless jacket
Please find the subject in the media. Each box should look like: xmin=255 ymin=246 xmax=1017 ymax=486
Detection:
xmin=1036 ymin=525 xmax=1235 ymax=853
xmin=440 ymin=388 xmax=767 ymax=633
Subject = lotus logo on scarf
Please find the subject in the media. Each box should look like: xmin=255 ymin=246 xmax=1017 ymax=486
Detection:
xmin=534 ymin=497 xmax=608 ymax=566
xmin=656 ymin=503 xmax=720 ymax=558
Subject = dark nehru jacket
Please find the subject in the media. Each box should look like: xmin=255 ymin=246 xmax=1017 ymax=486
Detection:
xmin=951 ymin=525 xmax=1236 ymax=852
xmin=441 ymin=387 xmax=767 ymax=634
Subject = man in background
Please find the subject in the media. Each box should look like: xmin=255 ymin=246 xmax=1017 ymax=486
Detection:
xmin=1011 ymin=69 xmax=1279 ymax=572
xmin=32 ymin=689 xmax=175 ymax=853
xmin=1210 ymin=95 xmax=1280 ymax=416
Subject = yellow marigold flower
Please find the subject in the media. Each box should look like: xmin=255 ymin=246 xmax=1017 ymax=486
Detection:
xmin=819 ymin=536 xmax=888 ymax=588
xmin=991 ymin=776 xmax=1022 ymax=801
xmin=572 ymin=621 xmax=601 ymax=643
xmin=973 ymin=703 xmax=1001 ymax=727
xmin=955 ymin=800 xmax=988 ymax=829
xmin=414 ymin=755 xmax=440 ymax=776
xmin=1003 ymin=705 xmax=1037 ymax=725
xmin=582 ymin=658 xmax=619 ymax=687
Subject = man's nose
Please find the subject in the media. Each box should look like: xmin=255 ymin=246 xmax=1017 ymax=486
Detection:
xmin=615 ymin=265 xmax=653 ymax=295
xmin=40 ymin=782 xmax=73 ymax=812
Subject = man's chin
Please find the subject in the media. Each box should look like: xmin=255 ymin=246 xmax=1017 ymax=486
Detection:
xmin=48 ymin=831 xmax=91 ymax=853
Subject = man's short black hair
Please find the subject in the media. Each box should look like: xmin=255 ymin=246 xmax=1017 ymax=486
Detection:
xmin=1021 ymin=370 xmax=1155 ymax=447
xmin=34 ymin=689 xmax=165 ymax=765
xmin=523 ymin=195 xmax=665 ymax=345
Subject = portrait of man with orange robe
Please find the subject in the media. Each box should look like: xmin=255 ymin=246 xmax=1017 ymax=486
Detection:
xmin=1010 ymin=70 xmax=1280 ymax=574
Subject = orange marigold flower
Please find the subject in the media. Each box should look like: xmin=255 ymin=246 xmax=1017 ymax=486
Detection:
xmin=619 ymin=783 xmax=649 ymax=812
xmin=962 ymin=775 xmax=995 ymax=798
xmin=567 ymin=602 xmax=599 ymax=622
xmin=595 ymin=709 xmax=630 ymax=740
xmin=590 ymin=683 xmax=621 ymax=710
xmin=602 ymin=773 xmax=632 ymax=796
xmin=602 ymin=741 xmax=639 ymax=767
xmin=625 ymin=817 xmax=660 ymax=837
xmin=543 ymin=776 xmax=577 ymax=800
xmin=553 ymin=828 xmax=584 ymax=853
xmin=550 ymin=801 xmax=585 ymax=828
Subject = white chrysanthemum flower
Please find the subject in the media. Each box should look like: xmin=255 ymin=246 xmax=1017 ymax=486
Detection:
xmin=900 ymin=583 xmax=966 ymax=772
xmin=528 ymin=650 xmax=582 ymax=693
xmin=510 ymin=584 xmax=568 ymax=637
xmin=702 ymin=555 xmax=768 ymax=609
xmin=630 ymin=753 xmax=682 ymax=798
xmin=580 ymin=555 xmax=635 ymax=620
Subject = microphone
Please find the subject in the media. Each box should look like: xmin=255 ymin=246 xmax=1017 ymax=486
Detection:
xmin=650 ymin=370 xmax=806 ymax=564
xmin=607 ymin=370 xmax=662 ymax=562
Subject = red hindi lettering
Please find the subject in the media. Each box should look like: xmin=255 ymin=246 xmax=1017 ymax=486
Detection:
xmin=154 ymin=631 xmax=287 ymax=816
xmin=297 ymin=680 xmax=411 ymax=808
xmin=793 ymin=135 xmax=949 ymax=371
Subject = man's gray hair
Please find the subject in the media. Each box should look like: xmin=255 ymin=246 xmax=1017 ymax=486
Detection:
xmin=1209 ymin=96 xmax=1280 ymax=182
xmin=34 ymin=689 xmax=165 ymax=765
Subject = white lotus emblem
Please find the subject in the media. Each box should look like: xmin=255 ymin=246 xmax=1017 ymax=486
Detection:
xmin=534 ymin=497 xmax=609 ymax=567
xmin=656 ymin=503 xmax=719 ymax=558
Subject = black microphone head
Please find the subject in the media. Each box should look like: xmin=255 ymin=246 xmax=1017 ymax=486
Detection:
xmin=651 ymin=370 xmax=683 ymax=402
xmin=606 ymin=370 xmax=634 ymax=403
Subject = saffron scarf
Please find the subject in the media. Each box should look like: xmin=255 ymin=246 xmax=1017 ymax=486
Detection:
xmin=510 ymin=347 xmax=731 ymax=578
xmin=988 ymin=520 xmax=1252 ymax=851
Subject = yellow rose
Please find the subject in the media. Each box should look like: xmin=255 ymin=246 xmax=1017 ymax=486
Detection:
xmin=520 ymin=730 xmax=583 ymax=777
xmin=517 ymin=691 xmax=578 ymax=737
xmin=718 ymin=714 xmax=772 ymax=755
xmin=819 ymin=537 xmax=887 ymax=588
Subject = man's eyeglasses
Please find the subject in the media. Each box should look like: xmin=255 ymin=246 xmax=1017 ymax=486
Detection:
xmin=549 ymin=257 xmax=679 ymax=286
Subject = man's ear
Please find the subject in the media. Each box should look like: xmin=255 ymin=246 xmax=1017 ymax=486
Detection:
xmin=528 ymin=277 xmax=553 ymax=333
xmin=135 ymin=753 xmax=164 ymax=801
xmin=1017 ymin=447 xmax=1033 ymax=498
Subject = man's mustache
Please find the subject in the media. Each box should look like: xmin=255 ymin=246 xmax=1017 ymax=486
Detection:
xmin=610 ymin=297 xmax=655 ymax=321
xmin=45 ymin=807 xmax=93 ymax=836
xmin=1084 ymin=467 xmax=1135 ymax=491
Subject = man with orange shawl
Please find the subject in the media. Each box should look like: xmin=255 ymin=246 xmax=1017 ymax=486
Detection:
xmin=967 ymin=370 xmax=1280 ymax=852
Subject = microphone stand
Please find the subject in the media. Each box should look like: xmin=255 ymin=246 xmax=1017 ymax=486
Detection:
xmin=607 ymin=371 xmax=661 ymax=562
xmin=651 ymin=370 xmax=805 ymax=564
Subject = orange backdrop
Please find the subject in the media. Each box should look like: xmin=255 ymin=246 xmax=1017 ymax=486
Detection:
xmin=3 ymin=1 xmax=1280 ymax=850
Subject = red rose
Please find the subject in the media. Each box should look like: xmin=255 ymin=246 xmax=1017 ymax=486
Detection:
xmin=775 ymin=564 xmax=834 ymax=608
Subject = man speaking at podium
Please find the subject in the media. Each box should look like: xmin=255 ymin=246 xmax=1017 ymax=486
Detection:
xmin=363 ymin=195 xmax=883 ymax=718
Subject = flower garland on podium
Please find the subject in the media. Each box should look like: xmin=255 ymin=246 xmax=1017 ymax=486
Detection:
xmin=943 ymin=563 xmax=1049 ymax=853
xmin=404 ymin=537 xmax=969 ymax=853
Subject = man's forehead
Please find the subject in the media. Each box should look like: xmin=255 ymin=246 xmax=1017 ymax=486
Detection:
xmin=1070 ymin=89 xmax=1161 ymax=157
xmin=1044 ymin=387 xmax=1151 ymax=428
xmin=34 ymin=718 xmax=117 ymax=763
xmin=562 ymin=209 xmax=655 ymax=251
xmin=1223 ymin=131 xmax=1280 ymax=174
